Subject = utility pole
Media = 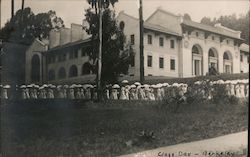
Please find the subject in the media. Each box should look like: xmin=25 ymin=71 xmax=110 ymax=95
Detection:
xmin=139 ymin=0 xmax=144 ymax=83
xmin=97 ymin=0 xmax=103 ymax=101
xmin=0 ymin=0 xmax=1 ymax=28
xmin=11 ymin=0 xmax=14 ymax=18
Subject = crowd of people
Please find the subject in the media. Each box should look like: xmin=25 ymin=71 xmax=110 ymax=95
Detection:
xmin=0 ymin=79 xmax=248 ymax=101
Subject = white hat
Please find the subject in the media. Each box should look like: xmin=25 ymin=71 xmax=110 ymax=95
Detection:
xmin=3 ymin=85 xmax=11 ymax=89
xmin=134 ymin=82 xmax=141 ymax=86
xmin=112 ymin=84 xmax=120 ymax=89
xmin=42 ymin=84 xmax=48 ymax=88
xmin=130 ymin=85 xmax=136 ymax=88
xmin=63 ymin=85 xmax=69 ymax=88
xmin=172 ymin=83 xmax=179 ymax=87
xmin=121 ymin=80 xmax=129 ymax=84
xmin=20 ymin=85 xmax=26 ymax=88
xmin=27 ymin=84 xmax=33 ymax=88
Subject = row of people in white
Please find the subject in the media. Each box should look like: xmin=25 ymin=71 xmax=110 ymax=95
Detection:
xmin=0 ymin=79 xmax=248 ymax=100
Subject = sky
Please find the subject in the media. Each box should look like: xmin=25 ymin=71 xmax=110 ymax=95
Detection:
xmin=1 ymin=0 xmax=249 ymax=28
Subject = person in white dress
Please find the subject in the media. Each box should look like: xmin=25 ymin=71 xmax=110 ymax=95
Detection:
xmin=68 ymin=88 xmax=75 ymax=99
xmin=245 ymin=84 xmax=249 ymax=98
xmin=85 ymin=87 xmax=92 ymax=100
xmin=75 ymin=88 xmax=81 ymax=99
xmin=119 ymin=86 xmax=127 ymax=100
xmin=80 ymin=88 xmax=85 ymax=99
xmin=110 ymin=88 xmax=118 ymax=100
xmin=138 ymin=86 xmax=146 ymax=100
xmin=124 ymin=85 xmax=130 ymax=100
xmin=229 ymin=83 xmax=235 ymax=97
xmin=235 ymin=83 xmax=240 ymax=98
xmin=239 ymin=83 xmax=246 ymax=98
xmin=129 ymin=85 xmax=136 ymax=100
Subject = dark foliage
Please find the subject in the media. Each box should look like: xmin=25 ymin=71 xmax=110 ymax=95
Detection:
xmin=83 ymin=0 xmax=134 ymax=84
xmin=0 ymin=7 xmax=64 ymax=45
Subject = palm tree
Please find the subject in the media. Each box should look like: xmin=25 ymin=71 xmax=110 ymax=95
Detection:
xmin=11 ymin=0 xmax=14 ymax=18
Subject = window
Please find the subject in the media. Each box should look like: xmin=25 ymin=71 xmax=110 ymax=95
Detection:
xmin=48 ymin=55 xmax=56 ymax=64
xmin=226 ymin=40 xmax=229 ymax=44
xmin=130 ymin=54 xmax=135 ymax=67
xmin=74 ymin=49 xmax=78 ymax=58
xmin=170 ymin=59 xmax=175 ymax=70
xmin=196 ymin=32 xmax=199 ymax=37
xmin=223 ymin=53 xmax=230 ymax=60
xmin=147 ymin=55 xmax=152 ymax=67
xmin=58 ymin=67 xmax=66 ymax=79
xmin=131 ymin=34 xmax=135 ymax=45
xmin=69 ymin=65 xmax=78 ymax=77
xmin=81 ymin=48 xmax=86 ymax=57
xmin=58 ymin=53 xmax=66 ymax=62
xmin=148 ymin=35 xmax=152 ymax=45
xmin=240 ymin=54 xmax=243 ymax=62
xmin=248 ymin=56 xmax=249 ymax=63
xmin=212 ymin=36 xmax=215 ymax=40
xmin=159 ymin=57 xmax=164 ymax=69
xmin=159 ymin=37 xmax=164 ymax=47
xmin=48 ymin=70 xmax=55 ymax=81
xmin=69 ymin=51 xmax=74 ymax=59
xmin=170 ymin=40 xmax=175 ymax=49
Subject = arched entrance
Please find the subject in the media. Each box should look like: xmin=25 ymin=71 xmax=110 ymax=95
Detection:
xmin=69 ymin=65 xmax=78 ymax=78
xmin=31 ymin=54 xmax=40 ymax=83
xmin=223 ymin=51 xmax=233 ymax=74
xmin=208 ymin=48 xmax=218 ymax=71
xmin=192 ymin=44 xmax=203 ymax=76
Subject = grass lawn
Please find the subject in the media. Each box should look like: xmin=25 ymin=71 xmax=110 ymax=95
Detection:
xmin=0 ymin=99 xmax=248 ymax=157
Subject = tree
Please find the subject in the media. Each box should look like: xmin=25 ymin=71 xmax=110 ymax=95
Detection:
xmin=183 ymin=13 xmax=191 ymax=21
xmin=84 ymin=0 xmax=133 ymax=84
xmin=0 ymin=7 xmax=65 ymax=45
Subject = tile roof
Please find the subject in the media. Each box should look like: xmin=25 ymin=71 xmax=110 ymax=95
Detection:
xmin=182 ymin=19 xmax=243 ymax=40
xmin=144 ymin=22 xmax=181 ymax=37
xmin=47 ymin=38 xmax=92 ymax=52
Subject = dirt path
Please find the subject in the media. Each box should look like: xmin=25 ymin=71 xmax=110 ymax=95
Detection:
xmin=118 ymin=131 xmax=248 ymax=157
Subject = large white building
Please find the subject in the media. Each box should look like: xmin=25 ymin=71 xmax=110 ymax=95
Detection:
xmin=116 ymin=8 xmax=249 ymax=80
xmin=25 ymin=9 xmax=249 ymax=84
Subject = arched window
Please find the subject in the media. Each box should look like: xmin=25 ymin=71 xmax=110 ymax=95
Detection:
xmin=223 ymin=51 xmax=233 ymax=74
xmin=192 ymin=45 xmax=203 ymax=76
xmin=31 ymin=54 xmax=40 ymax=83
xmin=223 ymin=53 xmax=230 ymax=60
xmin=48 ymin=69 xmax=55 ymax=81
xmin=208 ymin=48 xmax=218 ymax=73
xmin=82 ymin=62 xmax=92 ymax=75
xmin=58 ymin=67 xmax=66 ymax=79
xmin=192 ymin=45 xmax=200 ymax=54
xmin=69 ymin=65 xmax=78 ymax=77
xmin=209 ymin=49 xmax=215 ymax=57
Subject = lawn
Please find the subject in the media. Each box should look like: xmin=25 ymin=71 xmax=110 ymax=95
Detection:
xmin=0 ymin=99 xmax=248 ymax=157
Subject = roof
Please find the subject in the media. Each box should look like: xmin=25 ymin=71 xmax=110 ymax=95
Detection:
xmin=47 ymin=38 xmax=92 ymax=52
xmin=117 ymin=11 xmax=181 ymax=37
xmin=240 ymin=43 xmax=249 ymax=53
xmin=144 ymin=22 xmax=182 ymax=37
xmin=182 ymin=19 xmax=243 ymax=40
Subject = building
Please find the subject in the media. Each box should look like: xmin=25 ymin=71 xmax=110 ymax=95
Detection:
xmin=239 ymin=43 xmax=249 ymax=73
xmin=25 ymin=24 xmax=96 ymax=85
xmin=25 ymin=9 xmax=249 ymax=84
xmin=117 ymin=8 xmax=248 ymax=80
